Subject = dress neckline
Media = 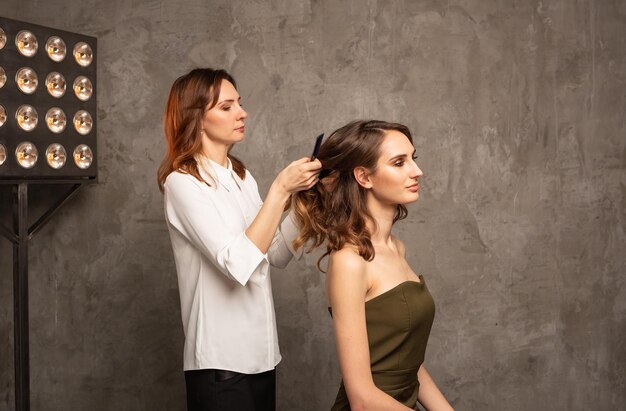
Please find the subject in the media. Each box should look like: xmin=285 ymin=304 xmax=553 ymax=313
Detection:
xmin=365 ymin=275 xmax=425 ymax=305
xmin=327 ymin=276 xmax=426 ymax=314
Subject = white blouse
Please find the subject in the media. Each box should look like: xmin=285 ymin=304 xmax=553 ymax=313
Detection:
xmin=163 ymin=158 xmax=301 ymax=373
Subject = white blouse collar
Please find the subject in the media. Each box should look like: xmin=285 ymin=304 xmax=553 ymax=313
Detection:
xmin=196 ymin=156 xmax=241 ymax=192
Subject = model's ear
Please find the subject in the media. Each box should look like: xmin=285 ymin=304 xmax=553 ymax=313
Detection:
xmin=353 ymin=167 xmax=373 ymax=189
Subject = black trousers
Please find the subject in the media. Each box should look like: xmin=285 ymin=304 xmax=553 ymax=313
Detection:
xmin=184 ymin=368 xmax=276 ymax=411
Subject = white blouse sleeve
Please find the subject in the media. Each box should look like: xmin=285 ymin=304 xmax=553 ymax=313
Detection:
xmin=164 ymin=172 xmax=268 ymax=286
xmin=267 ymin=210 xmax=304 ymax=269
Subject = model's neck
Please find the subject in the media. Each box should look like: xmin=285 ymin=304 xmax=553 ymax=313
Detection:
xmin=365 ymin=194 xmax=397 ymax=247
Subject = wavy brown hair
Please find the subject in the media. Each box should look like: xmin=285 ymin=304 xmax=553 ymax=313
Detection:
xmin=157 ymin=68 xmax=246 ymax=192
xmin=292 ymin=120 xmax=413 ymax=271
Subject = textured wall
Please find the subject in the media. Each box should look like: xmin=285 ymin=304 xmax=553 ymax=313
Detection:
xmin=1 ymin=1 xmax=625 ymax=410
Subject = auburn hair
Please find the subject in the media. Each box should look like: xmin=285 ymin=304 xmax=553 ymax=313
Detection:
xmin=291 ymin=120 xmax=413 ymax=271
xmin=157 ymin=68 xmax=246 ymax=192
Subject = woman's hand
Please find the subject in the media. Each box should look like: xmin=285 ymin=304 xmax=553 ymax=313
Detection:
xmin=273 ymin=157 xmax=322 ymax=195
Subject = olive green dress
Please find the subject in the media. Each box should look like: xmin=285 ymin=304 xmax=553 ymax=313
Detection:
xmin=329 ymin=275 xmax=435 ymax=410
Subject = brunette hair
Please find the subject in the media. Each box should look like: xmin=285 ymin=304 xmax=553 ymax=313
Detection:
xmin=292 ymin=120 xmax=414 ymax=271
xmin=157 ymin=68 xmax=246 ymax=191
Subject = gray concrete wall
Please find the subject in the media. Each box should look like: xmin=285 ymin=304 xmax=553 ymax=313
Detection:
xmin=1 ymin=0 xmax=625 ymax=410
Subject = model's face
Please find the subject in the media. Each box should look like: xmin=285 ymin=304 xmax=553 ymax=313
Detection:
xmin=368 ymin=130 xmax=423 ymax=205
xmin=200 ymin=79 xmax=248 ymax=146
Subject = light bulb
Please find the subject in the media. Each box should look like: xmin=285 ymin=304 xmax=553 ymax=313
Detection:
xmin=16 ymin=30 xmax=38 ymax=57
xmin=0 ymin=27 xmax=6 ymax=50
xmin=15 ymin=67 xmax=38 ymax=94
xmin=73 ymin=42 xmax=93 ymax=67
xmin=16 ymin=105 xmax=38 ymax=131
xmin=73 ymin=144 xmax=93 ymax=169
xmin=0 ymin=66 xmax=6 ymax=88
xmin=46 ymin=143 xmax=67 ymax=169
xmin=46 ymin=107 xmax=67 ymax=133
xmin=73 ymin=76 xmax=93 ymax=101
xmin=0 ymin=144 xmax=6 ymax=166
xmin=46 ymin=36 xmax=67 ymax=62
xmin=15 ymin=142 xmax=38 ymax=168
xmin=73 ymin=110 xmax=93 ymax=135
xmin=45 ymin=72 xmax=66 ymax=98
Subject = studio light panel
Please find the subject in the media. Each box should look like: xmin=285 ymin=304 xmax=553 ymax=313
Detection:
xmin=0 ymin=16 xmax=97 ymax=180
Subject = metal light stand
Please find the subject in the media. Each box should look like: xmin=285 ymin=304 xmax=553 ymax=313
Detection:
xmin=0 ymin=179 xmax=88 ymax=411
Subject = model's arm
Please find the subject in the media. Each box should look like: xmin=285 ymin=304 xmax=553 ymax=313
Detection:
xmin=416 ymin=366 xmax=454 ymax=411
xmin=328 ymin=248 xmax=414 ymax=411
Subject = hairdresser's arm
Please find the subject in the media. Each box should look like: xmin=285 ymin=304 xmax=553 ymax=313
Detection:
xmin=245 ymin=157 xmax=320 ymax=254
xmin=165 ymin=172 xmax=267 ymax=285
xmin=265 ymin=210 xmax=303 ymax=268
xmin=328 ymin=248 xmax=413 ymax=411
xmin=164 ymin=158 xmax=318 ymax=286
xmin=416 ymin=366 xmax=454 ymax=411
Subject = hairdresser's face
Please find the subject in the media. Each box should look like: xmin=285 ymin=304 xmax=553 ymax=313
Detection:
xmin=368 ymin=130 xmax=423 ymax=205
xmin=200 ymin=80 xmax=248 ymax=147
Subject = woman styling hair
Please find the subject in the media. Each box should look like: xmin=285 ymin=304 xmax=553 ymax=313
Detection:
xmin=158 ymin=68 xmax=321 ymax=411
xmin=292 ymin=120 xmax=454 ymax=410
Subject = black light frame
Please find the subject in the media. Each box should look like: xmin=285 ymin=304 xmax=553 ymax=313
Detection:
xmin=0 ymin=15 xmax=97 ymax=181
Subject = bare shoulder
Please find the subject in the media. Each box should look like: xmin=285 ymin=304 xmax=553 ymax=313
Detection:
xmin=327 ymin=245 xmax=369 ymax=307
xmin=329 ymin=245 xmax=367 ymax=277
